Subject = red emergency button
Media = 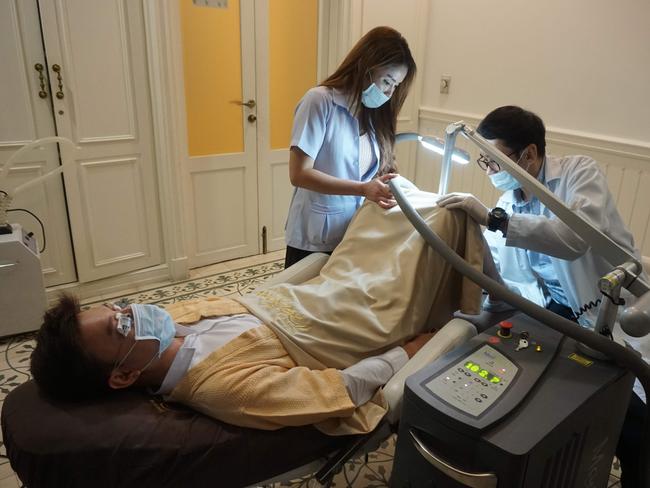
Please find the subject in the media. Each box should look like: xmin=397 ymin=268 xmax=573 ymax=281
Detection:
xmin=497 ymin=321 xmax=513 ymax=338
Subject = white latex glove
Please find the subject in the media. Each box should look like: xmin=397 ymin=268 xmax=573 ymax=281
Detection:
xmin=436 ymin=192 xmax=489 ymax=226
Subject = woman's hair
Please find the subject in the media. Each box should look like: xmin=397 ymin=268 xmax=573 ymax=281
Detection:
xmin=31 ymin=293 xmax=112 ymax=401
xmin=321 ymin=26 xmax=416 ymax=175
xmin=477 ymin=106 xmax=547 ymax=158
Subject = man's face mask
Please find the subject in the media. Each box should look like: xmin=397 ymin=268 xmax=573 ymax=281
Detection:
xmin=114 ymin=304 xmax=175 ymax=372
xmin=489 ymin=150 xmax=530 ymax=191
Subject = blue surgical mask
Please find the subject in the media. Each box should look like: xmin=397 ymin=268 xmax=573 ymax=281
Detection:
xmin=488 ymin=150 xmax=532 ymax=191
xmin=361 ymin=82 xmax=390 ymax=109
xmin=114 ymin=304 xmax=176 ymax=371
xmin=489 ymin=171 xmax=521 ymax=191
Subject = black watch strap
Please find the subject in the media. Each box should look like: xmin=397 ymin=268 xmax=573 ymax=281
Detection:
xmin=487 ymin=207 xmax=508 ymax=232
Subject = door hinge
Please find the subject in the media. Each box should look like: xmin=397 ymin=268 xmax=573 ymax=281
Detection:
xmin=262 ymin=226 xmax=267 ymax=254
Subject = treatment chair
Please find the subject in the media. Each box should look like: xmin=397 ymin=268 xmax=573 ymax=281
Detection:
xmin=1 ymin=253 xmax=477 ymax=488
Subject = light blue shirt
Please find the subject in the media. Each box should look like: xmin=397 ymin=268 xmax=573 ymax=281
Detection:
xmin=510 ymin=163 xmax=570 ymax=308
xmin=285 ymin=86 xmax=380 ymax=252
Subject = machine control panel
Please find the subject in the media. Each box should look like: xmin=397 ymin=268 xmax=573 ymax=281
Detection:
xmin=424 ymin=344 xmax=517 ymax=417
xmin=407 ymin=315 xmax=564 ymax=433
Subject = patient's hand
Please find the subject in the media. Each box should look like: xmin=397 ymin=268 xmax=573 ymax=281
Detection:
xmin=402 ymin=332 xmax=437 ymax=359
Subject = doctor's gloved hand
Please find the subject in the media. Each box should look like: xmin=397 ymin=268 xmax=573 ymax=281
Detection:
xmin=436 ymin=192 xmax=489 ymax=226
xmin=362 ymin=173 xmax=398 ymax=209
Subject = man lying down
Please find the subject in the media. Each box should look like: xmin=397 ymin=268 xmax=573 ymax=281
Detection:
xmin=31 ymin=178 xmax=486 ymax=436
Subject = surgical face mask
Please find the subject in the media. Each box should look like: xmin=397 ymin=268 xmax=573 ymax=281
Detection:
xmin=488 ymin=150 xmax=530 ymax=191
xmin=114 ymin=304 xmax=175 ymax=372
xmin=489 ymin=171 xmax=521 ymax=191
xmin=361 ymin=82 xmax=390 ymax=109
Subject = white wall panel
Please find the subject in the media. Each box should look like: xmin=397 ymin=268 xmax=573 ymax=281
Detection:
xmin=191 ymin=167 xmax=248 ymax=255
xmin=78 ymin=157 xmax=149 ymax=265
xmin=0 ymin=1 xmax=37 ymax=144
xmin=58 ymin=0 xmax=136 ymax=141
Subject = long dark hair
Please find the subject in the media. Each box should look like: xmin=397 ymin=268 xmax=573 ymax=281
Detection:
xmin=321 ymin=26 xmax=416 ymax=175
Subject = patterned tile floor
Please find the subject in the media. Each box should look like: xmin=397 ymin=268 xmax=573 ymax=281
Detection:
xmin=0 ymin=252 xmax=623 ymax=487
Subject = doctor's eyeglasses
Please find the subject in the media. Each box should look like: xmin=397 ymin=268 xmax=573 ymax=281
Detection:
xmin=476 ymin=150 xmax=517 ymax=172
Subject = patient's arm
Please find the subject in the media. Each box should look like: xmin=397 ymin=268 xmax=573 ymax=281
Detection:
xmin=341 ymin=333 xmax=435 ymax=407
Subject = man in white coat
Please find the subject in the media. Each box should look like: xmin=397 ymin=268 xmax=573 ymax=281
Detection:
xmin=437 ymin=105 xmax=645 ymax=487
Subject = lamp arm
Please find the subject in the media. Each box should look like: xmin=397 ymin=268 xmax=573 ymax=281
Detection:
xmin=440 ymin=123 xmax=464 ymax=195
xmin=442 ymin=122 xmax=649 ymax=298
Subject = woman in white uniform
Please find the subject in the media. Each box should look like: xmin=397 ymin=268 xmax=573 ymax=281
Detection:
xmin=437 ymin=105 xmax=646 ymax=487
xmin=284 ymin=26 xmax=416 ymax=268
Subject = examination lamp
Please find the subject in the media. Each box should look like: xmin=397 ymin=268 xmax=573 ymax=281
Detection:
xmin=395 ymin=132 xmax=470 ymax=166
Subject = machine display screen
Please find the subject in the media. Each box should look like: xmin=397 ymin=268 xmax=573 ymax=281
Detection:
xmin=424 ymin=345 xmax=517 ymax=417
xmin=464 ymin=361 xmax=501 ymax=384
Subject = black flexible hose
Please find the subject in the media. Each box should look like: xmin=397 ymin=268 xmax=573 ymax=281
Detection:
xmin=389 ymin=179 xmax=650 ymax=487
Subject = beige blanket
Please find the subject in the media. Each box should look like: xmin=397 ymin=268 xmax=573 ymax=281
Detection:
xmin=238 ymin=188 xmax=484 ymax=370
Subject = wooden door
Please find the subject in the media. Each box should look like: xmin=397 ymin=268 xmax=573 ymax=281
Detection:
xmin=38 ymin=0 xmax=163 ymax=282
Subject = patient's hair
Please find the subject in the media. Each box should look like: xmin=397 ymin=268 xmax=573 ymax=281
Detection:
xmin=31 ymin=294 xmax=111 ymax=401
xmin=477 ymin=106 xmax=546 ymax=158
xmin=321 ymin=26 xmax=417 ymax=175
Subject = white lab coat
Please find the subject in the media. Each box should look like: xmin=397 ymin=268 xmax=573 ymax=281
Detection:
xmin=484 ymin=155 xmax=649 ymax=396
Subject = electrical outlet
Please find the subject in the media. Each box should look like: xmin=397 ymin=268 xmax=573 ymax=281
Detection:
xmin=440 ymin=75 xmax=451 ymax=94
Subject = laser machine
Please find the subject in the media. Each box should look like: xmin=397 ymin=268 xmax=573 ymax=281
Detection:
xmin=389 ymin=126 xmax=650 ymax=487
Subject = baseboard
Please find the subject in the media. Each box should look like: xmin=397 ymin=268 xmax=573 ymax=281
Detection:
xmin=47 ymin=264 xmax=173 ymax=304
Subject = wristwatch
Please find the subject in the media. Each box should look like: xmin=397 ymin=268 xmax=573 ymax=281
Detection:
xmin=487 ymin=207 xmax=508 ymax=233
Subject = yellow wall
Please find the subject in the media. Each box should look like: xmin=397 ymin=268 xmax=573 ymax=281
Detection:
xmin=180 ymin=0 xmax=243 ymax=156
xmin=269 ymin=0 xmax=318 ymax=150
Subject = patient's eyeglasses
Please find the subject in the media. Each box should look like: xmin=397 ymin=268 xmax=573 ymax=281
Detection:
xmin=476 ymin=150 xmax=517 ymax=172
xmin=103 ymin=302 xmax=132 ymax=337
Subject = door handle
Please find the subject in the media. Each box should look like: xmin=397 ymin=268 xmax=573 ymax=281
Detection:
xmin=51 ymin=64 xmax=65 ymax=99
xmin=34 ymin=63 xmax=48 ymax=99
xmin=248 ymin=114 xmax=257 ymax=123
xmin=232 ymin=99 xmax=256 ymax=109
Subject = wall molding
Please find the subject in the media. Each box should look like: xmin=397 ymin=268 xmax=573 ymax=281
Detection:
xmin=142 ymin=0 xmax=190 ymax=282
xmin=419 ymin=106 xmax=650 ymax=163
